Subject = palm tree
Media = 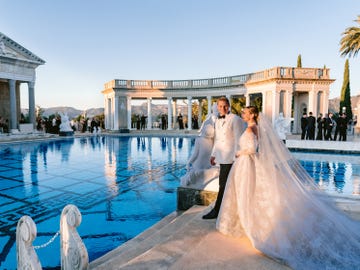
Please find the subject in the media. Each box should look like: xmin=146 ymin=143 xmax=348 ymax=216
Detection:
xmin=340 ymin=15 xmax=360 ymax=57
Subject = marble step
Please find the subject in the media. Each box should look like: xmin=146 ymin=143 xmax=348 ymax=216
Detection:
xmin=90 ymin=205 xmax=207 ymax=269
xmin=118 ymin=205 xmax=212 ymax=269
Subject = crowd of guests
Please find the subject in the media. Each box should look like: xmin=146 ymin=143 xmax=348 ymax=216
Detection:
xmin=36 ymin=116 xmax=103 ymax=134
xmin=301 ymin=111 xmax=352 ymax=141
xmin=131 ymin=113 xmax=200 ymax=130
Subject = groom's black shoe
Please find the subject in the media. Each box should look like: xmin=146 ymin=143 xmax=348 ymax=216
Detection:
xmin=202 ymin=208 xmax=218 ymax=219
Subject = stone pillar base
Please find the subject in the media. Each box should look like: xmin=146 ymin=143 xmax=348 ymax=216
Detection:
xmin=177 ymin=186 xmax=217 ymax=211
xmin=59 ymin=131 xmax=74 ymax=136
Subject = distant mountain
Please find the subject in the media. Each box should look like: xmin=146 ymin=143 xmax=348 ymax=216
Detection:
xmin=40 ymin=107 xmax=104 ymax=119
xmin=328 ymin=95 xmax=360 ymax=114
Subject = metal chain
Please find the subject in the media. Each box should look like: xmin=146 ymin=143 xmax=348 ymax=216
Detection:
xmin=34 ymin=230 xmax=60 ymax=250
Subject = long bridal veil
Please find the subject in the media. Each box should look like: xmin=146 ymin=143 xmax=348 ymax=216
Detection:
xmin=253 ymin=113 xmax=360 ymax=269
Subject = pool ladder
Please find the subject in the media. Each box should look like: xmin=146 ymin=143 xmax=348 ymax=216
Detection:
xmin=16 ymin=204 xmax=89 ymax=270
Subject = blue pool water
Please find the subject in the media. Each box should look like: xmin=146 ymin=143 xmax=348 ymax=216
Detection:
xmin=0 ymin=136 xmax=359 ymax=269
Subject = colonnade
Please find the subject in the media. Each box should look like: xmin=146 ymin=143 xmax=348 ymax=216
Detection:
xmin=4 ymin=80 xmax=36 ymax=131
xmin=0 ymin=32 xmax=45 ymax=133
xmin=102 ymin=67 xmax=334 ymax=133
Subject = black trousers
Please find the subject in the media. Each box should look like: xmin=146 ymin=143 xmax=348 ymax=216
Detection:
xmin=213 ymin=163 xmax=233 ymax=213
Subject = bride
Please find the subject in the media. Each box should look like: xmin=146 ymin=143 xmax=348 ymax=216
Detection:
xmin=216 ymin=106 xmax=360 ymax=270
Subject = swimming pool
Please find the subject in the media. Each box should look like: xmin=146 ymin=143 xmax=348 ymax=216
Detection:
xmin=0 ymin=136 xmax=359 ymax=269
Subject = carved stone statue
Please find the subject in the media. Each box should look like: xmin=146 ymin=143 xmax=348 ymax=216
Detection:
xmin=274 ymin=112 xmax=292 ymax=140
xmin=16 ymin=215 xmax=42 ymax=270
xmin=60 ymin=204 xmax=89 ymax=270
xmin=59 ymin=113 xmax=74 ymax=136
xmin=180 ymin=123 xmax=219 ymax=191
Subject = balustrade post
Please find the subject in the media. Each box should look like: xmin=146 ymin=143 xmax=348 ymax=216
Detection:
xmin=60 ymin=204 xmax=89 ymax=270
xmin=16 ymin=216 xmax=42 ymax=270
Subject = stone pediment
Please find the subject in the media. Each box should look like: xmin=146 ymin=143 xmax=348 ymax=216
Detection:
xmin=0 ymin=32 xmax=45 ymax=65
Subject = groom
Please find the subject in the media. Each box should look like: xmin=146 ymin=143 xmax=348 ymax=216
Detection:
xmin=202 ymin=96 xmax=245 ymax=219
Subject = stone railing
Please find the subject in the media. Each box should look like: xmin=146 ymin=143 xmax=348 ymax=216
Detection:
xmin=16 ymin=204 xmax=89 ymax=270
xmin=104 ymin=67 xmax=331 ymax=90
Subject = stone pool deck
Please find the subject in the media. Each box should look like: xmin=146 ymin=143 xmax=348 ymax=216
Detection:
xmin=89 ymin=197 xmax=360 ymax=270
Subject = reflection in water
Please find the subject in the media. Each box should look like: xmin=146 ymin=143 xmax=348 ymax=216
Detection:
xmin=0 ymin=137 xmax=359 ymax=269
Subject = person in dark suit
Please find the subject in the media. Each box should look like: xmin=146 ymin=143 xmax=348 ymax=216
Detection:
xmin=306 ymin=112 xmax=316 ymax=140
xmin=301 ymin=112 xmax=308 ymax=140
xmin=324 ymin=113 xmax=335 ymax=140
xmin=316 ymin=113 xmax=324 ymax=140
xmin=338 ymin=113 xmax=348 ymax=141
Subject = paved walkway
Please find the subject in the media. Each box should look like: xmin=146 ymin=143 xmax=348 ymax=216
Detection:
xmin=90 ymin=199 xmax=360 ymax=270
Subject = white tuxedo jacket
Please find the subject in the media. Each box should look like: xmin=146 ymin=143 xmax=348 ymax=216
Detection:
xmin=211 ymin=113 xmax=245 ymax=164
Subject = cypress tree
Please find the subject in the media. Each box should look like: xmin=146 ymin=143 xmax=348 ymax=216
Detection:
xmin=297 ymin=54 xmax=302 ymax=67
xmin=339 ymin=59 xmax=352 ymax=121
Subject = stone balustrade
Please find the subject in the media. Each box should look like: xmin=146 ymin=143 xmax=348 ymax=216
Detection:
xmin=104 ymin=67 xmax=330 ymax=91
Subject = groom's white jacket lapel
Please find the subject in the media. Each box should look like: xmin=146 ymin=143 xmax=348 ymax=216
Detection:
xmin=211 ymin=113 xmax=245 ymax=164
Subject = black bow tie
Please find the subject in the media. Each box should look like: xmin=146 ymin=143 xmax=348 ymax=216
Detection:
xmin=218 ymin=115 xmax=226 ymax=119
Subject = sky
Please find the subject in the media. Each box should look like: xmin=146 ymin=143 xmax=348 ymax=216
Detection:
xmin=1 ymin=0 xmax=360 ymax=110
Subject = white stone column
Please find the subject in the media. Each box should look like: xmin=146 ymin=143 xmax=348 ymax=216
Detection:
xmin=308 ymin=88 xmax=316 ymax=115
xmin=167 ymin=97 xmax=173 ymax=130
xmin=323 ymin=90 xmax=329 ymax=115
xmin=293 ymin=93 xmax=300 ymax=133
xmin=207 ymin=96 xmax=212 ymax=117
xmin=187 ymin=96 xmax=192 ymax=130
xmin=271 ymin=90 xmax=280 ymax=124
xmin=147 ymin=98 xmax=152 ymax=129
xmin=127 ymin=97 xmax=132 ymax=130
xmin=226 ymin=94 xmax=231 ymax=108
xmin=285 ymin=90 xmax=292 ymax=119
xmin=261 ymin=91 xmax=266 ymax=115
xmin=198 ymin=99 xmax=202 ymax=127
xmin=9 ymin=79 xmax=18 ymax=131
xmin=27 ymin=81 xmax=36 ymax=129
xmin=245 ymin=93 xmax=250 ymax=107
xmin=113 ymin=96 xmax=119 ymax=130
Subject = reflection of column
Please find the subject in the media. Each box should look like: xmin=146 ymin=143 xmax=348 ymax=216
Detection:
xmin=127 ymin=97 xmax=132 ymax=130
xmin=167 ymin=97 xmax=173 ymax=130
xmin=147 ymin=98 xmax=152 ymax=129
xmin=28 ymin=81 xmax=35 ymax=129
xmin=173 ymin=100 xmax=177 ymax=129
xmin=9 ymin=79 xmax=17 ymax=131
xmin=147 ymin=137 xmax=152 ymax=181
xmin=207 ymin=96 xmax=212 ymax=117
xmin=187 ymin=96 xmax=192 ymax=130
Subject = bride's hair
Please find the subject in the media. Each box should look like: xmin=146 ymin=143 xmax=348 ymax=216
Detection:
xmin=246 ymin=106 xmax=259 ymax=124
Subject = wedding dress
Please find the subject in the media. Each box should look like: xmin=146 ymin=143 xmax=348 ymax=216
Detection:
xmin=216 ymin=114 xmax=360 ymax=270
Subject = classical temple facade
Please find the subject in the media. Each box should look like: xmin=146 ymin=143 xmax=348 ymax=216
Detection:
xmin=102 ymin=67 xmax=335 ymax=133
xmin=0 ymin=32 xmax=45 ymax=133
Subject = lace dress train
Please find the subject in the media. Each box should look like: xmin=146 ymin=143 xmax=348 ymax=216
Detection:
xmin=216 ymin=129 xmax=360 ymax=270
